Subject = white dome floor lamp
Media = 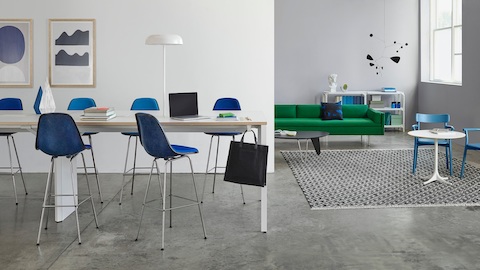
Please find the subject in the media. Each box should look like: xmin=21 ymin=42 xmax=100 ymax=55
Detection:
xmin=145 ymin=34 xmax=183 ymax=116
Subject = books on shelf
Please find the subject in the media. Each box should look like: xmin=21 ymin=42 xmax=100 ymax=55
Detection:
xmin=341 ymin=95 xmax=364 ymax=105
xmin=81 ymin=107 xmax=116 ymax=121
xmin=369 ymin=100 xmax=385 ymax=108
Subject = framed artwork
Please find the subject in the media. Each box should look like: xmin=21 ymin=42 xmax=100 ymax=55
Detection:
xmin=49 ymin=19 xmax=96 ymax=87
xmin=0 ymin=19 xmax=33 ymax=88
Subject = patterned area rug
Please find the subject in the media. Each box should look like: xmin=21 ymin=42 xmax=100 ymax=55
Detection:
xmin=281 ymin=149 xmax=480 ymax=210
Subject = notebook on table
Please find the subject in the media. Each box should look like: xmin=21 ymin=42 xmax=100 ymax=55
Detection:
xmin=169 ymin=92 xmax=210 ymax=121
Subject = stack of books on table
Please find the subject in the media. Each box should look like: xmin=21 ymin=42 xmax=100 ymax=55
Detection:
xmin=81 ymin=107 xmax=116 ymax=121
xmin=216 ymin=112 xmax=238 ymax=121
xmin=275 ymin=129 xmax=297 ymax=136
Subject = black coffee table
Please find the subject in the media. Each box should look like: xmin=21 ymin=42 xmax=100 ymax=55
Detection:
xmin=275 ymin=131 xmax=329 ymax=155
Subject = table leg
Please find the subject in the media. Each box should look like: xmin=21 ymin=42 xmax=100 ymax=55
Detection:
xmin=54 ymin=157 xmax=78 ymax=222
xmin=261 ymin=186 xmax=267 ymax=232
xmin=259 ymin=125 xmax=267 ymax=233
xmin=310 ymin=137 xmax=321 ymax=155
xmin=423 ymin=139 xmax=451 ymax=185
xmin=297 ymin=139 xmax=308 ymax=162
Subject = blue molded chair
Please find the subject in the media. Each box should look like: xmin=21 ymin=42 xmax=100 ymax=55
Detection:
xmin=203 ymin=98 xmax=244 ymax=203
xmin=35 ymin=113 xmax=99 ymax=245
xmin=68 ymin=98 xmax=103 ymax=203
xmin=134 ymin=113 xmax=207 ymax=250
xmin=412 ymin=113 xmax=454 ymax=175
xmin=119 ymin=98 xmax=159 ymax=204
xmin=0 ymin=98 xmax=27 ymax=204
xmin=460 ymin=128 xmax=480 ymax=178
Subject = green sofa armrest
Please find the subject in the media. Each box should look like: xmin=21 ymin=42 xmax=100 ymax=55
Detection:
xmin=367 ymin=108 xmax=385 ymax=125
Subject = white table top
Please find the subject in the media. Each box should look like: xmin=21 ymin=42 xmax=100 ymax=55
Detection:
xmin=0 ymin=110 xmax=267 ymax=134
xmin=408 ymin=130 xmax=465 ymax=140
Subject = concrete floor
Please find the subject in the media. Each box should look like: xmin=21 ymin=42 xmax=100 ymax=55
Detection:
xmin=1 ymin=132 xmax=480 ymax=270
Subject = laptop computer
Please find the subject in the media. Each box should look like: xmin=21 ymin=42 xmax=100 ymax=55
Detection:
xmin=169 ymin=92 xmax=210 ymax=120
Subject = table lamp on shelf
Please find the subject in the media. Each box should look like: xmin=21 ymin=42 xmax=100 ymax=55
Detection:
xmin=145 ymin=34 xmax=183 ymax=116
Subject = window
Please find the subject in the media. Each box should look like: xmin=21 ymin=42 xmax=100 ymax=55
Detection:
xmin=421 ymin=0 xmax=462 ymax=85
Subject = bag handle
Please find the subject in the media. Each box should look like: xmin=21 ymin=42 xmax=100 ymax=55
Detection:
xmin=240 ymin=130 xmax=258 ymax=145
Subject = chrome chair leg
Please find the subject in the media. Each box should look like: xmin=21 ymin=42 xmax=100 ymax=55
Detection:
xmin=240 ymin=185 xmax=245 ymax=204
xmin=44 ymin=172 xmax=54 ymax=230
xmin=135 ymin=159 xmax=156 ymax=242
xmin=154 ymin=160 xmax=163 ymax=200
xmin=70 ymin=157 xmax=81 ymax=244
xmin=37 ymin=159 xmax=54 ymax=245
xmin=120 ymin=136 xmax=133 ymax=205
xmin=202 ymin=136 xmax=215 ymax=202
xmin=7 ymin=136 xmax=28 ymax=204
xmin=11 ymin=136 xmax=27 ymax=196
xmin=169 ymin=162 xmax=173 ymax=228
xmin=161 ymin=160 xmax=168 ymax=250
xmin=6 ymin=136 xmax=18 ymax=205
xmin=187 ymin=156 xmax=207 ymax=240
xmin=212 ymin=136 xmax=221 ymax=193
xmin=87 ymin=135 xmax=103 ymax=203
xmin=80 ymin=153 xmax=99 ymax=229
xmin=131 ymin=137 xmax=139 ymax=195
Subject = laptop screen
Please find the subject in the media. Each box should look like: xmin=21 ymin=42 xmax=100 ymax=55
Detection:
xmin=169 ymin=92 xmax=199 ymax=117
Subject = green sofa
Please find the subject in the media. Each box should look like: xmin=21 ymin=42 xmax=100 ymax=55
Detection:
xmin=275 ymin=104 xmax=385 ymax=135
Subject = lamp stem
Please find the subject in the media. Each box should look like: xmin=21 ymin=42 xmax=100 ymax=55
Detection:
xmin=163 ymin=46 xmax=167 ymax=117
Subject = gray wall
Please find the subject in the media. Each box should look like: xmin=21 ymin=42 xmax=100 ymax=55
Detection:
xmin=275 ymin=0 xmax=419 ymax=125
xmin=418 ymin=0 xmax=480 ymax=141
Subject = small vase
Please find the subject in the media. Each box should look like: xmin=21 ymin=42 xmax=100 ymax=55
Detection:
xmin=33 ymin=86 xmax=42 ymax=114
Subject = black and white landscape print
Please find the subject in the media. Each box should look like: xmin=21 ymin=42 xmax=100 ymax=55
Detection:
xmin=49 ymin=19 xmax=95 ymax=87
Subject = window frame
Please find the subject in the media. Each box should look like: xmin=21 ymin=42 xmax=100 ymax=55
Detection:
xmin=421 ymin=0 xmax=462 ymax=85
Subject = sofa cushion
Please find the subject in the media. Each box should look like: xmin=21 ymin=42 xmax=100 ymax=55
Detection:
xmin=275 ymin=118 xmax=377 ymax=128
xmin=296 ymin=105 xmax=321 ymax=118
xmin=275 ymin=105 xmax=296 ymax=118
xmin=342 ymin=104 xmax=368 ymax=118
xmin=321 ymin=102 xmax=343 ymax=120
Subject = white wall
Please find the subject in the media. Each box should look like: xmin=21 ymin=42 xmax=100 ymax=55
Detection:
xmin=0 ymin=0 xmax=275 ymax=173
xmin=275 ymin=0 xmax=419 ymax=124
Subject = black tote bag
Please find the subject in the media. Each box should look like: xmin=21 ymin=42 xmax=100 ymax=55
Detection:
xmin=224 ymin=130 xmax=268 ymax=187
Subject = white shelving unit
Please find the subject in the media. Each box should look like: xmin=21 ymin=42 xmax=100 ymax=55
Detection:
xmin=321 ymin=90 xmax=405 ymax=132
xmin=366 ymin=91 xmax=405 ymax=132
xmin=321 ymin=91 xmax=367 ymax=104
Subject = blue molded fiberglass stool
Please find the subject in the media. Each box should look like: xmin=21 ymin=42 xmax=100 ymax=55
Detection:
xmin=202 ymin=98 xmax=245 ymax=203
xmin=0 ymin=98 xmax=27 ymax=205
xmin=133 ymin=112 xmax=207 ymax=250
xmin=460 ymin=128 xmax=480 ymax=178
xmin=68 ymin=97 xmax=103 ymax=203
xmin=119 ymin=98 xmax=159 ymax=204
xmin=412 ymin=113 xmax=454 ymax=175
xmin=35 ymin=113 xmax=99 ymax=245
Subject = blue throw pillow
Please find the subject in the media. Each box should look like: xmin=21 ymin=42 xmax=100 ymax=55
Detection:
xmin=321 ymin=102 xmax=343 ymax=120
